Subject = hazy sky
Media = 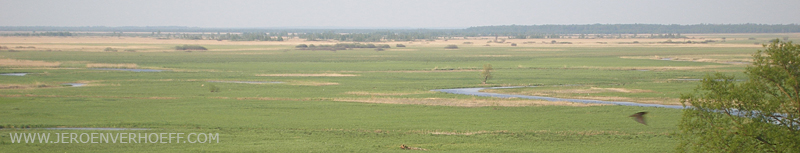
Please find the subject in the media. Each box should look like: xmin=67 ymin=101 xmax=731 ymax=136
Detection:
xmin=2 ymin=0 xmax=799 ymax=28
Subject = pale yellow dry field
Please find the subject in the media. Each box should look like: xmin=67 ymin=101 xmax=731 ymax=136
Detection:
xmin=0 ymin=58 xmax=61 ymax=67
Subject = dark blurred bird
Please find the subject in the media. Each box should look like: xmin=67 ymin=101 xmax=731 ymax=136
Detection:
xmin=629 ymin=112 xmax=648 ymax=125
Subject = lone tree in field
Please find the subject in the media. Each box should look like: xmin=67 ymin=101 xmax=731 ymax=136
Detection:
xmin=481 ymin=64 xmax=493 ymax=84
xmin=678 ymin=39 xmax=800 ymax=152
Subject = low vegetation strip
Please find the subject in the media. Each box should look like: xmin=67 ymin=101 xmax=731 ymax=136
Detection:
xmin=333 ymin=97 xmax=606 ymax=107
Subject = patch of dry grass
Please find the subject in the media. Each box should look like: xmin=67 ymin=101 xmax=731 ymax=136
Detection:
xmin=0 ymin=84 xmax=30 ymax=89
xmin=576 ymin=65 xmax=730 ymax=71
xmin=332 ymin=97 xmax=605 ymax=107
xmin=0 ymin=58 xmax=61 ymax=67
xmin=482 ymin=88 xmax=683 ymax=106
xmin=620 ymin=54 xmax=754 ymax=65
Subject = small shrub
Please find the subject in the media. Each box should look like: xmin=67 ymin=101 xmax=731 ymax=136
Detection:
xmin=396 ymin=44 xmax=406 ymax=47
xmin=374 ymin=48 xmax=384 ymax=51
xmin=510 ymin=43 xmax=517 ymax=46
xmin=295 ymin=44 xmax=308 ymax=48
xmin=209 ymin=84 xmax=220 ymax=92
xmin=175 ymin=45 xmax=207 ymax=50
xmin=104 ymin=47 xmax=118 ymax=52
xmin=444 ymin=45 xmax=459 ymax=49
xmin=124 ymin=49 xmax=136 ymax=52
xmin=748 ymin=38 xmax=756 ymax=40
xmin=463 ymin=42 xmax=473 ymax=44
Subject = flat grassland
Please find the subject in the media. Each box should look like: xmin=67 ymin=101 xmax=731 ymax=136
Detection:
xmin=0 ymin=34 xmax=794 ymax=152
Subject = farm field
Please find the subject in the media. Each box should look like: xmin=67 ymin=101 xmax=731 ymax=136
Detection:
xmin=0 ymin=34 xmax=794 ymax=152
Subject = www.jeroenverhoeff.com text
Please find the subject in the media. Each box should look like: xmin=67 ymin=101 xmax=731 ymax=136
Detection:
xmin=9 ymin=133 xmax=219 ymax=143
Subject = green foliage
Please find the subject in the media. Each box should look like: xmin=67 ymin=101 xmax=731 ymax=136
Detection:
xmin=678 ymin=40 xmax=800 ymax=152
xmin=295 ymin=44 xmax=308 ymax=48
xmin=396 ymin=44 xmax=405 ymax=47
xmin=481 ymin=64 xmax=492 ymax=84
xmin=208 ymin=84 xmax=220 ymax=92
xmin=174 ymin=45 xmax=207 ymax=50
xmin=444 ymin=45 xmax=458 ymax=49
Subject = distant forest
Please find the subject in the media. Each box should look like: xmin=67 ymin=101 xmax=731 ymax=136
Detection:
xmin=2 ymin=24 xmax=798 ymax=42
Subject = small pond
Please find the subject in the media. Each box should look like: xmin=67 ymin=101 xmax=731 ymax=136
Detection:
xmin=0 ymin=73 xmax=28 ymax=76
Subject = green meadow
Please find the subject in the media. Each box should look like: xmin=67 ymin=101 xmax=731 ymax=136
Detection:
xmin=0 ymin=37 xmax=771 ymax=152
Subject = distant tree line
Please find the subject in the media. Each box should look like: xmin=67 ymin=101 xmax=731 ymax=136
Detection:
xmin=1 ymin=31 xmax=73 ymax=36
xmin=463 ymin=24 xmax=800 ymax=35
xmin=2 ymin=24 xmax=799 ymax=42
